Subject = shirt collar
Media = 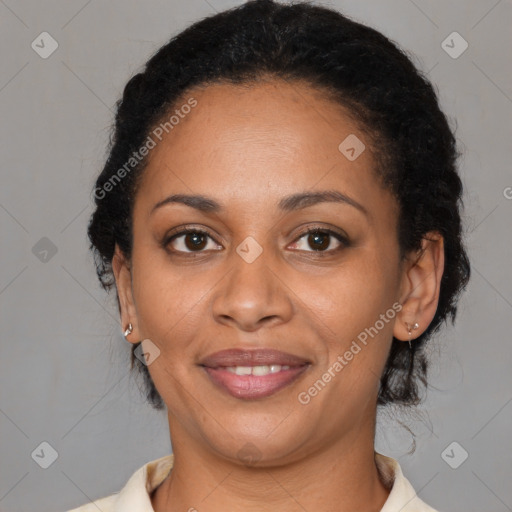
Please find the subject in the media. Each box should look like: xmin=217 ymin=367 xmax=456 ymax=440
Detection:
xmin=374 ymin=452 xmax=438 ymax=512
xmin=111 ymin=454 xmax=173 ymax=512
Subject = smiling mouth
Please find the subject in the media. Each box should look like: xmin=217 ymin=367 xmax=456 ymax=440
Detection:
xmin=199 ymin=348 xmax=311 ymax=400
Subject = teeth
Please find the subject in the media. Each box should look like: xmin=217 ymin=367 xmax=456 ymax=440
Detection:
xmin=234 ymin=366 xmax=252 ymax=376
xmin=224 ymin=365 xmax=292 ymax=376
xmin=252 ymin=365 xmax=271 ymax=376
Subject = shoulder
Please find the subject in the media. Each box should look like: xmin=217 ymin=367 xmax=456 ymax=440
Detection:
xmin=65 ymin=454 xmax=174 ymax=512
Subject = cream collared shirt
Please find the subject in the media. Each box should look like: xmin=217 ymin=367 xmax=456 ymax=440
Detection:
xmin=67 ymin=452 xmax=439 ymax=512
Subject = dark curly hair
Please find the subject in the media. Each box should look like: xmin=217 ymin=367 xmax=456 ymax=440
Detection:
xmin=87 ymin=0 xmax=470 ymax=411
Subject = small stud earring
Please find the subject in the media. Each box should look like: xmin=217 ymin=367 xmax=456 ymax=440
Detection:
xmin=124 ymin=323 xmax=133 ymax=338
xmin=406 ymin=322 xmax=419 ymax=349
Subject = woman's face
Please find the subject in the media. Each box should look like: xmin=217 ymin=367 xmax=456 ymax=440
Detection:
xmin=117 ymin=79 xmax=410 ymax=464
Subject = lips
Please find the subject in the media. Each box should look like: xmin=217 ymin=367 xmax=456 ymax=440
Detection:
xmin=199 ymin=348 xmax=311 ymax=400
xmin=199 ymin=348 xmax=310 ymax=368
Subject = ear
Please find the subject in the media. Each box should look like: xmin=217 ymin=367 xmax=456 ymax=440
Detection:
xmin=112 ymin=243 xmax=140 ymax=344
xmin=393 ymin=231 xmax=445 ymax=344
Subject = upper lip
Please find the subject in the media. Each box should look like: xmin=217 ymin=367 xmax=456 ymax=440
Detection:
xmin=199 ymin=349 xmax=311 ymax=368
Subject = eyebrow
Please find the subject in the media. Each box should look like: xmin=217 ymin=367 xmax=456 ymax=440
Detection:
xmin=150 ymin=190 xmax=368 ymax=217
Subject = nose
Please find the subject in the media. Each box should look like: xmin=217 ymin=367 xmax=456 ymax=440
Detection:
xmin=211 ymin=244 xmax=294 ymax=332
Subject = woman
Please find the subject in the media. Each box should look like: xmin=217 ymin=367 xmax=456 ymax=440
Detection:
xmin=69 ymin=0 xmax=470 ymax=510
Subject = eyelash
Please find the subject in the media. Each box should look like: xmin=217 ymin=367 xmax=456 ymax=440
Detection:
xmin=162 ymin=225 xmax=350 ymax=256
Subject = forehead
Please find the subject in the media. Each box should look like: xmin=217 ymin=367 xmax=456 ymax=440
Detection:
xmin=133 ymin=79 xmax=394 ymax=220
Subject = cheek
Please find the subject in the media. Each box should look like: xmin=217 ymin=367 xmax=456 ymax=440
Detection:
xmin=293 ymin=255 xmax=399 ymax=400
xmin=130 ymin=249 xmax=206 ymax=345
xmin=130 ymin=253 xmax=207 ymax=408
xmin=296 ymin=259 xmax=397 ymax=411
xmin=295 ymin=253 xmax=396 ymax=336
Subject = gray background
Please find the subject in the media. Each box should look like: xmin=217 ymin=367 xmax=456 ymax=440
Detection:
xmin=0 ymin=1 xmax=511 ymax=511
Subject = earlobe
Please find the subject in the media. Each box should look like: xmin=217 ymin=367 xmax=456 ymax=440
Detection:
xmin=393 ymin=232 xmax=445 ymax=343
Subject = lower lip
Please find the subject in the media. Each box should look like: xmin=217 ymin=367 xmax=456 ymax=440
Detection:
xmin=202 ymin=365 xmax=309 ymax=399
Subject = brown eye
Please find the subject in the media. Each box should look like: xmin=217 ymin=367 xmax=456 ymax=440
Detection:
xmin=307 ymin=232 xmax=330 ymax=251
xmin=184 ymin=232 xmax=208 ymax=251
xmin=291 ymin=228 xmax=349 ymax=253
xmin=165 ymin=229 xmax=222 ymax=253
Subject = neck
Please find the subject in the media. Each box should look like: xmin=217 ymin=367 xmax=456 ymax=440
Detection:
xmin=151 ymin=417 xmax=390 ymax=512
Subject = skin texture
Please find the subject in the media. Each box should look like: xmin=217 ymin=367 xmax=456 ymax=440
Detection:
xmin=112 ymin=78 xmax=444 ymax=512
